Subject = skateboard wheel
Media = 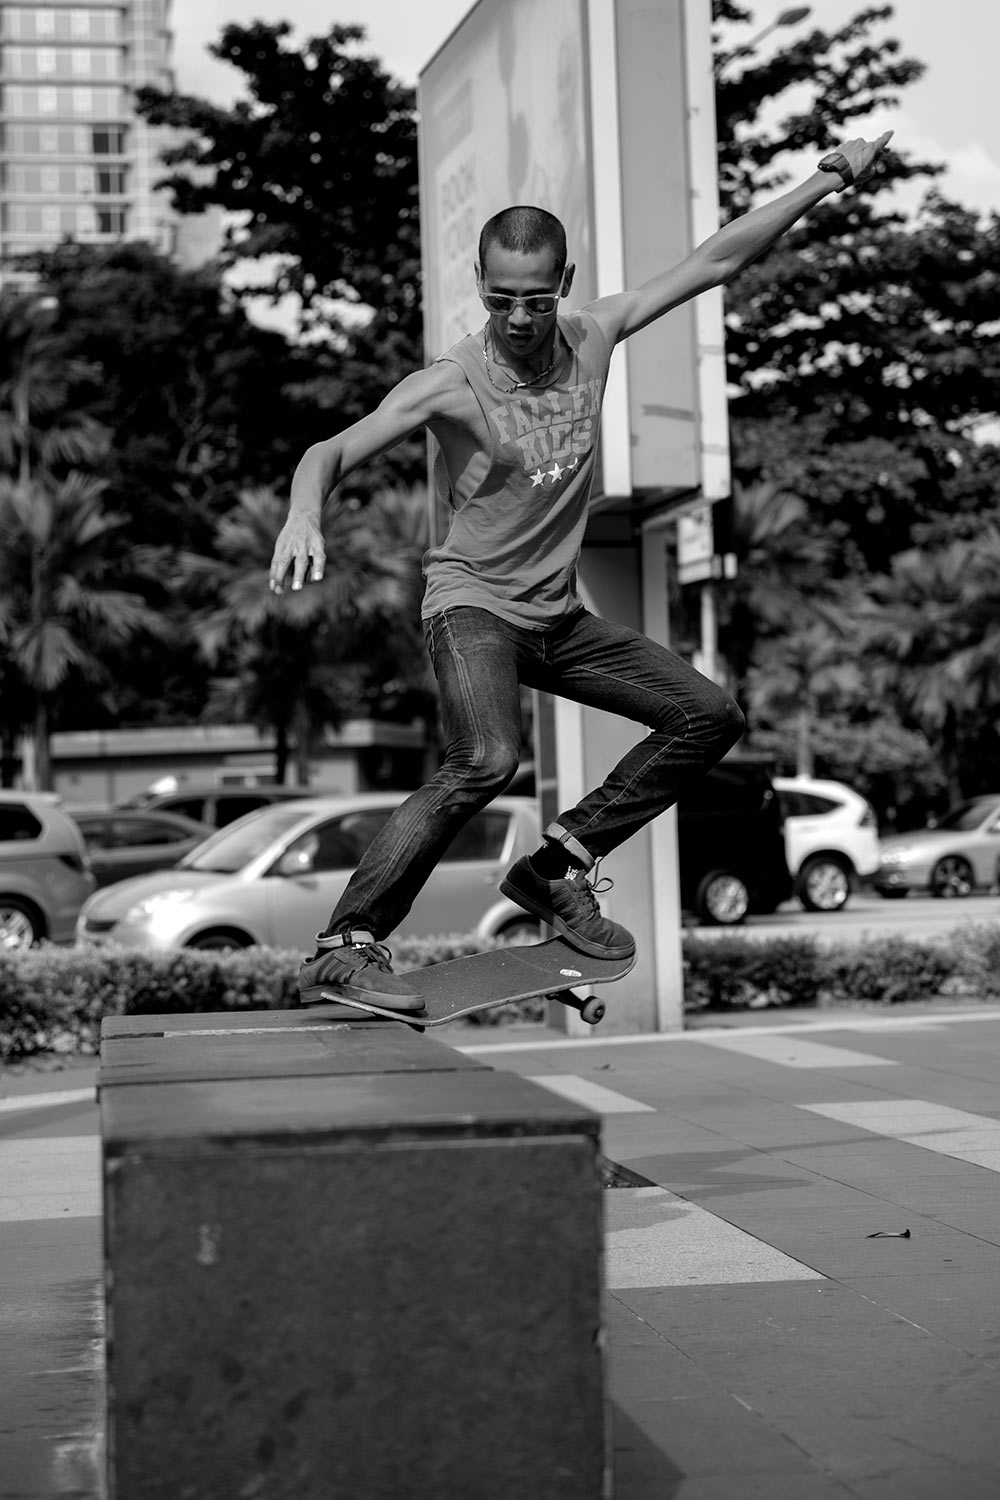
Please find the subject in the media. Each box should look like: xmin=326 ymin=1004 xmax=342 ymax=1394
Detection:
xmin=580 ymin=998 xmax=605 ymax=1025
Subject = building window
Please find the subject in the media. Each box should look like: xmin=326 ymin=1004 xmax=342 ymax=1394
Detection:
xmin=71 ymin=49 xmax=91 ymax=77
xmin=92 ymin=125 xmax=126 ymax=154
xmin=96 ymin=206 xmax=126 ymax=235
xmin=42 ymin=127 xmax=59 ymax=152
xmin=37 ymin=10 xmax=56 ymax=38
xmin=73 ymin=87 xmax=93 ymax=113
xmin=96 ymin=165 xmax=126 ymax=194
xmin=71 ymin=11 xmax=90 ymax=38
xmin=37 ymin=46 xmax=57 ymax=74
xmin=39 ymin=86 xmax=57 ymax=112
xmin=42 ymin=166 xmax=59 ymax=193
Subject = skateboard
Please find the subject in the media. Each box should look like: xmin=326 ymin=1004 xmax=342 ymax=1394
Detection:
xmin=315 ymin=936 xmax=635 ymax=1028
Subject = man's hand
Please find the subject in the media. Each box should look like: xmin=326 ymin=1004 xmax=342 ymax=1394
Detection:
xmin=269 ymin=513 xmax=325 ymax=595
xmin=839 ymin=130 xmax=894 ymax=187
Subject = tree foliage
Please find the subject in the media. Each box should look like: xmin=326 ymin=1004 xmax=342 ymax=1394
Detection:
xmin=135 ymin=22 xmax=425 ymax=488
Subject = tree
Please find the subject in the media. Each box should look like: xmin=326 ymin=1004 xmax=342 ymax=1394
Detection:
xmin=0 ymin=292 xmax=107 ymax=486
xmin=134 ymin=21 xmax=425 ymax=492
xmin=714 ymin=4 xmax=1000 ymax=570
xmin=179 ymin=487 xmax=412 ymax=785
xmin=709 ymin=479 xmax=838 ymax=712
xmin=0 ymin=472 xmax=169 ymax=788
xmin=860 ymin=532 xmax=1000 ymax=799
xmin=20 ymin=241 xmax=311 ymax=556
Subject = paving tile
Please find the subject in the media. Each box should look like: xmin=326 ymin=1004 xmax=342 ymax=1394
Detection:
xmin=841 ymin=1269 xmax=1000 ymax=1366
xmin=613 ymin=1281 xmax=1000 ymax=1481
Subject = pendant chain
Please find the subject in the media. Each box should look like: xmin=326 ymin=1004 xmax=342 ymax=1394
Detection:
xmin=482 ymin=328 xmax=561 ymax=394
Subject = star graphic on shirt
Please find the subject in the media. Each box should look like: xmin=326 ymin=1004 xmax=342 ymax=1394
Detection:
xmin=566 ymin=456 xmax=580 ymax=472
xmin=530 ymin=468 xmax=546 ymax=487
xmin=547 ymin=460 xmax=565 ymax=483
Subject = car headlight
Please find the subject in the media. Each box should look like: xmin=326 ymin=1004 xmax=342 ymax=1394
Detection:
xmin=879 ymin=847 xmax=915 ymax=866
xmin=124 ymin=889 xmax=196 ymax=924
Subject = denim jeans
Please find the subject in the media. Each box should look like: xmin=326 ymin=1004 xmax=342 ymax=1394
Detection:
xmin=325 ymin=605 xmax=744 ymax=940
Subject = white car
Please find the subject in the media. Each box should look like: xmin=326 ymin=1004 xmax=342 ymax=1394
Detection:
xmin=75 ymin=792 xmax=542 ymax=952
xmin=773 ymin=776 xmax=880 ymax=912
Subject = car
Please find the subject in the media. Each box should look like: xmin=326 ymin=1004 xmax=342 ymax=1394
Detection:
xmin=114 ymin=782 xmax=313 ymax=830
xmin=76 ymin=793 xmax=543 ymax=952
xmin=874 ymin=794 xmax=1000 ymax=899
xmin=506 ymin=756 xmax=790 ymax=928
xmin=676 ymin=756 xmax=791 ymax=924
xmin=773 ymin=775 xmax=881 ymax=912
xmin=0 ymin=789 xmax=97 ymax=949
xmin=69 ymin=808 xmax=214 ymax=887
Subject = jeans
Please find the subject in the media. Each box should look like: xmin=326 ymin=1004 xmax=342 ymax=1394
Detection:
xmin=325 ymin=605 xmax=744 ymax=940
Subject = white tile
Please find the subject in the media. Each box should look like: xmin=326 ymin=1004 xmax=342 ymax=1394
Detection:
xmin=0 ymin=1137 xmax=101 ymax=1221
xmin=526 ymin=1074 xmax=656 ymax=1113
xmin=606 ymin=1187 xmax=822 ymax=1288
xmin=693 ymin=1035 xmax=897 ymax=1069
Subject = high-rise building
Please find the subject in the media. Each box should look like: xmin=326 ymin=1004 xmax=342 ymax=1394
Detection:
xmin=0 ymin=0 xmax=178 ymax=285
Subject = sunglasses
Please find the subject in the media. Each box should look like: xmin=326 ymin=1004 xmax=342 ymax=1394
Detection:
xmin=480 ymin=291 xmax=560 ymax=316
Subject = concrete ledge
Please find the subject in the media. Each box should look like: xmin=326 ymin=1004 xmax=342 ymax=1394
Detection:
xmin=99 ymin=1012 xmax=608 ymax=1499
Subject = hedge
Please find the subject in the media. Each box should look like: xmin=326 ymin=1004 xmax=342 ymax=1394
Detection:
xmin=3 ymin=925 xmax=1000 ymax=1064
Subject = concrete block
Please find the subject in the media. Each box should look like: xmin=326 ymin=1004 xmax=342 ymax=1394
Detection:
xmin=100 ymin=1013 xmax=607 ymax=1499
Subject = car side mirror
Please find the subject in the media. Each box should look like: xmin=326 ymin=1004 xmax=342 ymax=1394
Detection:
xmin=276 ymin=848 xmax=315 ymax=878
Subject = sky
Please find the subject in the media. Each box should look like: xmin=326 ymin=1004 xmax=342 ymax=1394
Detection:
xmin=168 ymin=0 xmax=1000 ymax=219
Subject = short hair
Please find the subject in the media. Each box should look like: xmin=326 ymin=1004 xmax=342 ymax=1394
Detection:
xmin=478 ymin=206 xmax=567 ymax=276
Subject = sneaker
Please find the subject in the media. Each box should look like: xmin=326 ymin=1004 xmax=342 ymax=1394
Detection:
xmin=500 ymin=856 xmax=635 ymax=961
xmin=298 ymin=929 xmax=424 ymax=1011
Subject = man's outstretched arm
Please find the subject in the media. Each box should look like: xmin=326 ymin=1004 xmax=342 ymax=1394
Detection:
xmin=589 ymin=132 xmax=893 ymax=344
xmin=269 ymin=362 xmax=460 ymax=594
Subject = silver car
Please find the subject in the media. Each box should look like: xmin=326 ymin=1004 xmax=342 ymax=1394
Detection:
xmin=1 ymin=790 xmax=96 ymax=948
xmin=75 ymin=793 xmax=542 ymax=951
xmin=875 ymin=795 xmax=1000 ymax=898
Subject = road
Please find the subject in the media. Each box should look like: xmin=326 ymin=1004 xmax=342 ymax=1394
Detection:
xmin=687 ymin=891 xmax=1000 ymax=944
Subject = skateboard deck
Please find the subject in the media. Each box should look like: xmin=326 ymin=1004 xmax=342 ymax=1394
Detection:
xmin=313 ymin=936 xmax=635 ymax=1028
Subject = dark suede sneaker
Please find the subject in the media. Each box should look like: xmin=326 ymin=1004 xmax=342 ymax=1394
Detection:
xmin=500 ymin=856 xmax=635 ymax=960
xmin=298 ymin=929 xmax=424 ymax=1011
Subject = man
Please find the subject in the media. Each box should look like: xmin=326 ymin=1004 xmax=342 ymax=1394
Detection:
xmin=270 ymin=131 xmax=893 ymax=1010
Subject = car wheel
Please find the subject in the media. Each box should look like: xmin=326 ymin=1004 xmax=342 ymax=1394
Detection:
xmin=695 ymin=871 xmax=750 ymax=926
xmin=930 ymin=856 xmax=974 ymax=898
xmin=495 ymin=918 xmax=543 ymax=946
xmin=185 ymin=929 xmax=254 ymax=951
xmin=796 ymin=855 xmax=852 ymax=913
xmin=0 ymin=896 xmax=44 ymax=950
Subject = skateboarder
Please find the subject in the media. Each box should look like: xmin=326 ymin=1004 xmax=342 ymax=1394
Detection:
xmin=269 ymin=132 xmax=893 ymax=1010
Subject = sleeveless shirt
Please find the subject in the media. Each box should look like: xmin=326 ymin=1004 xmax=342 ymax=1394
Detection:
xmin=421 ymin=309 xmax=614 ymax=629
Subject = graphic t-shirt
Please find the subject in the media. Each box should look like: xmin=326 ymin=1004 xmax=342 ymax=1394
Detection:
xmin=421 ymin=310 xmax=614 ymax=629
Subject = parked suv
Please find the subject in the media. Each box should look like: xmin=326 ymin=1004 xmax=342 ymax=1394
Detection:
xmin=0 ymin=790 xmax=96 ymax=949
xmin=115 ymin=783 xmax=311 ymax=830
xmin=773 ymin=775 xmax=880 ymax=911
xmin=677 ymin=756 xmax=791 ymax=924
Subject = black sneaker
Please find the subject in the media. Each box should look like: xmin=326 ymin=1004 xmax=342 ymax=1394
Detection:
xmin=500 ymin=856 xmax=635 ymax=961
xmin=298 ymin=929 xmax=424 ymax=1011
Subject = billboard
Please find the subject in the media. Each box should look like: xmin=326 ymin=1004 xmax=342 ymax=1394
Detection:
xmin=418 ymin=0 xmax=730 ymax=510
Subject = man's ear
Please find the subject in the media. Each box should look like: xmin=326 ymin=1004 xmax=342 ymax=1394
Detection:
xmin=474 ymin=260 xmax=484 ymax=290
xmin=561 ymin=262 xmax=576 ymax=297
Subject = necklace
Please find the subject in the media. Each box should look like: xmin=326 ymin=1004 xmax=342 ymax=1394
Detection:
xmin=482 ymin=328 xmax=561 ymax=394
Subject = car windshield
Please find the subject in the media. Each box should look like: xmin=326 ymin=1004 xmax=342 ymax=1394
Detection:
xmin=934 ymin=799 xmax=1000 ymax=832
xmin=179 ymin=806 xmax=312 ymax=874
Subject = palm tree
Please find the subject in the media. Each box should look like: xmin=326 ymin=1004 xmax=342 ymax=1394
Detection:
xmin=0 ymin=292 xmax=107 ymax=485
xmin=746 ymin=612 xmax=865 ymax=775
xmin=0 ymin=471 xmax=170 ymax=787
xmin=715 ymin=479 xmax=838 ymax=715
xmin=179 ymin=487 xmax=413 ymax=785
xmin=861 ymin=531 xmax=1000 ymax=799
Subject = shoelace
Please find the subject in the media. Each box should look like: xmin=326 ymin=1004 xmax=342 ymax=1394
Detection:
xmin=564 ymin=867 xmax=614 ymax=910
xmin=347 ymin=940 xmax=394 ymax=972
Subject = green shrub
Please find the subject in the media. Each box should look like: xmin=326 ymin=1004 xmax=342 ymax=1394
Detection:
xmin=2 ymin=925 xmax=999 ymax=1063
xmin=820 ymin=936 xmax=958 ymax=1006
xmin=684 ymin=935 xmax=824 ymax=1011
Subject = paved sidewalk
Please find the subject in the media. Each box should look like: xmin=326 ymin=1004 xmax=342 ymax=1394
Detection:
xmin=4 ymin=1007 xmax=1000 ymax=1497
